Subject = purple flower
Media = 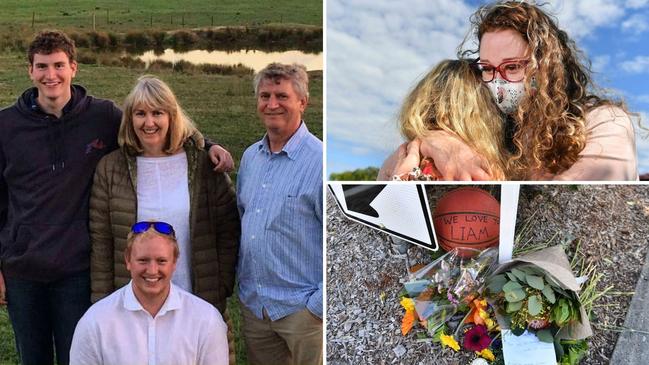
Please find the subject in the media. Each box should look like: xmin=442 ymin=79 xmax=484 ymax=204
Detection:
xmin=447 ymin=292 xmax=459 ymax=305
xmin=464 ymin=325 xmax=491 ymax=352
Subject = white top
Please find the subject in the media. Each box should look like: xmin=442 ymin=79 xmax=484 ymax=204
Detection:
xmin=70 ymin=281 xmax=228 ymax=365
xmin=137 ymin=152 xmax=192 ymax=291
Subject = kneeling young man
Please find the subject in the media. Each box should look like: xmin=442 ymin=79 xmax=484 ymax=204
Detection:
xmin=70 ymin=222 xmax=228 ymax=365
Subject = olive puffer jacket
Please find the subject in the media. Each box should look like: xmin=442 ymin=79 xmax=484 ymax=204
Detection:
xmin=89 ymin=136 xmax=240 ymax=314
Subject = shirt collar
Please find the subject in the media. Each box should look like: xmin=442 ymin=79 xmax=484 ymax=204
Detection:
xmin=258 ymin=121 xmax=309 ymax=160
xmin=123 ymin=280 xmax=182 ymax=316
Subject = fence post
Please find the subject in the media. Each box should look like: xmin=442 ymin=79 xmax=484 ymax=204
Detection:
xmin=32 ymin=11 xmax=35 ymax=28
xmin=93 ymin=11 xmax=96 ymax=31
xmin=211 ymin=15 xmax=214 ymax=26
xmin=150 ymin=14 xmax=153 ymax=27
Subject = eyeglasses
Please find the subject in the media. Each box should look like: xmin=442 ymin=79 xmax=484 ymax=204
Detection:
xmin=474 ymin=59 xmax=529 ymax=82
xmin=131 ymin=221 xmax=175 ymax=236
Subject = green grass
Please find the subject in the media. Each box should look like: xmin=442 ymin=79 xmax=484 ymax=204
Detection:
xmin=0 ymin=308 xmax=18 ymax=365
xmin=0 ymin=0 xmax=322 ymax=34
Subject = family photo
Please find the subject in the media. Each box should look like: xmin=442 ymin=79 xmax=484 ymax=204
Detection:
xmin=0 ymin=1 xmax=322 ymax=365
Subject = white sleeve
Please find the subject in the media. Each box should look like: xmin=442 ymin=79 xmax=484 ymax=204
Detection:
xmin=197 ymin=311 xmax=229 ymax=365
xmin=69 ymin=314 xmax=103 ymax=365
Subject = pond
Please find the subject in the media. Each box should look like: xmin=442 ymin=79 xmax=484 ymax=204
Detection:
xmin=136 ymin=49 xmax=323 ymax=72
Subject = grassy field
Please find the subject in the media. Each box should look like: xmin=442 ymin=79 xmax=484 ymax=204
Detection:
xmin=0 ymin=0 xmax=322 ymax=34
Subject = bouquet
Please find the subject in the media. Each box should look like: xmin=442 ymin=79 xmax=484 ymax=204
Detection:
xmin=486 ymin=245 xmax=592 ymax=344
xmin=400 ymin=248 xmax=501 ymax=361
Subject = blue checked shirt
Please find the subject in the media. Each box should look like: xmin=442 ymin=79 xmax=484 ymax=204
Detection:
xmin=236 ymin=122 xmax=323 ymax=321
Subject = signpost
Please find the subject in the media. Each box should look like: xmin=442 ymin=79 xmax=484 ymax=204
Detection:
xmin=328 ymin=183 xmax=438 ymax=251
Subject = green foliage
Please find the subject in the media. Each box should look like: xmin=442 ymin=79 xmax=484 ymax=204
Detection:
xmin=490 ymin=264 xmax=582 ymax=344
xmin=0 ymin=308 xmax=19 ymax=365
xmin=329 ymin=167 xmax=380 ymax=181
xmin=558 ymin=339 xmax=589 ymax=365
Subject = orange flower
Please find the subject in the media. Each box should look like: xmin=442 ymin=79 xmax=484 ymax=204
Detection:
xmin=401 ymin=309 xmax=416 ymax=335
xmin=467 ymin=298 xmax=488 ymax=325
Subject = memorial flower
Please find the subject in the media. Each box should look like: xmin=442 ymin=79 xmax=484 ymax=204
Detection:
xmin=463 ymin=325 xmax=492 ymax=352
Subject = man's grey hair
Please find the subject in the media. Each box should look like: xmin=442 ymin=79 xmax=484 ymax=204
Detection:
xmin=253 ymin=63 xmax=309 ymax=99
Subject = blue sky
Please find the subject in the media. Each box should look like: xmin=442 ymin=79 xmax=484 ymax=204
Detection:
xmin=326 ymin=0 xmax=649 ymax=176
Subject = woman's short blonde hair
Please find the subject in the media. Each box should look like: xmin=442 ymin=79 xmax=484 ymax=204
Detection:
xmin=124 ymin=228 xmax=180 ymax=262
xmin=119 ymin=75 xmax=203 ymax=155
xmin=400 ymin=59 xmax=509 ymax=179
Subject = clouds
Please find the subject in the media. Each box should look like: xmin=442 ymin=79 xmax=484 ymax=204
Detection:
xmin=620 ymin=56 xmax=649 ymax=73
xmin=545 ymin=0 xmax=626 ymax=40
xmin=327 ymin=0 xmax=474 ymax=157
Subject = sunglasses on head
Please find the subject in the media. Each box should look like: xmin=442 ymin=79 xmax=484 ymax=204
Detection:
xmin=131 ymin=221 xmax=175 ymax=236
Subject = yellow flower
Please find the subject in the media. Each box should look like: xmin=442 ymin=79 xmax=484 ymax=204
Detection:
xmin=478 ymin=310 xmax=497 ymax=331
xmin=400 ymin=297 xmax=415 ymax=312
xmin=440 ymin=333 xmax=460 ymax=351
xmin=477 ymin=348 xmax=495 ymax=361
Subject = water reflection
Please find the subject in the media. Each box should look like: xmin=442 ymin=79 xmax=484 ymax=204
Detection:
xmin=138 ymin=49 xmax=322 ymax=72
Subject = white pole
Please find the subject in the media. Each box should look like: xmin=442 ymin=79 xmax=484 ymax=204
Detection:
xmin=499 ymin=184 xmax=520 ymax=263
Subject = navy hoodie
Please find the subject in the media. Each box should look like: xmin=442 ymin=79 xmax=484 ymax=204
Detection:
xmin=0 ymin=85 xmax=121 ymax=282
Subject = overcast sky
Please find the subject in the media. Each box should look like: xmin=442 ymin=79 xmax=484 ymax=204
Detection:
xmin=326 ymin=0 xmax=649 ymax=176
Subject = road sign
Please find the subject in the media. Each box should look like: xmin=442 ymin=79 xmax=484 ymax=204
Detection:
xmin=328 ymin=183 xmax=438 ymax=251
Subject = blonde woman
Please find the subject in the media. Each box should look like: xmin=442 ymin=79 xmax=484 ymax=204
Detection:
xmin=89 ymin=76 xmax=239 ymax=363
xmin=378 ymin=59 xmax=509 ymax=180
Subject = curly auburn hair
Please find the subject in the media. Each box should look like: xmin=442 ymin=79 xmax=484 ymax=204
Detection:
xmin=399 ymin=59 xmax=509 ymax=179
xmin=459 ymin=1 xmax=623 ymax=179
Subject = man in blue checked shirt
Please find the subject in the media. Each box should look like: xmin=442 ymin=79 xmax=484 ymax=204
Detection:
xmin=236 ymin=62 xmax=323 ymax=365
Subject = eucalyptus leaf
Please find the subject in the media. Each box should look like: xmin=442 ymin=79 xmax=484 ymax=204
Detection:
xmin=505 ymin=288 xmax=526 ymax=302
xmin=537 ymin=329 xmax=554 ymax=343
xmin=488 ymin=274 xmax=508 ymax=293
xmin=506 ymin=272 xmax=519 ymax=282
xmin=511 ymin=268 xmax=527 ymax=282
xmin=528 ymin=295 xmax=543 ymax=316
xmin=542 ymin=285 xmax=556 ymax=304
xmin=526 ymin=275 xmax=545 ymax=290
xmin=503 ymin=280 xmax=523 ymax=292
xmin=507 ymin=300 xmax=523 ymax=313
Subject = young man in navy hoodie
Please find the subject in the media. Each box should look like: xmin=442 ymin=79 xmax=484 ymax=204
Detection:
xmin=0 ymin=30 xmax=232 ymax=365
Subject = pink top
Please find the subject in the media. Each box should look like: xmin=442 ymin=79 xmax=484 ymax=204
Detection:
xmin=536 ymin=105 xmax=638 ymax=181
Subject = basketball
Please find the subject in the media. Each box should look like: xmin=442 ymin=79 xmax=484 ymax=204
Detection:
xmin=432 ymin=187 xmax=500 ymax=257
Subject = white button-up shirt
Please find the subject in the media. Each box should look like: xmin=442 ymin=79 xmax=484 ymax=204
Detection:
xmin=70 ymin=281 xmax=228 ymax=365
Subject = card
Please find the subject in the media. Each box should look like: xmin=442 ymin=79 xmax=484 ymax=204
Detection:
xmin=501 ymin=329 xmax=556 ymax=365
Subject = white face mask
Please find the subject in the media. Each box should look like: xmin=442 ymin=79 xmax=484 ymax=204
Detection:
xmin=486 ymin=78 xmax=526 ymax=115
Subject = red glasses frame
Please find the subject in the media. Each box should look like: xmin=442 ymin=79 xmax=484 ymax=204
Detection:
xmin=474 ymin=59 xmax=529 ymax=82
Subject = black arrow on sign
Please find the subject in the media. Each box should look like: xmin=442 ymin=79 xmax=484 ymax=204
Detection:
xmin=342 ymin=184 xmax=386 ymax=218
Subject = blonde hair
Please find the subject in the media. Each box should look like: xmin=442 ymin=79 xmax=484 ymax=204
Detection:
xmin=460 ymin=0 xmax=627 ymax=178
xmin=124 ymin=228 xmax=179 ymax=262
xmin=119 ymin=75 xmax=204 ymax=155
xmin=400 ymin=59 xmax=509 ymax=179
